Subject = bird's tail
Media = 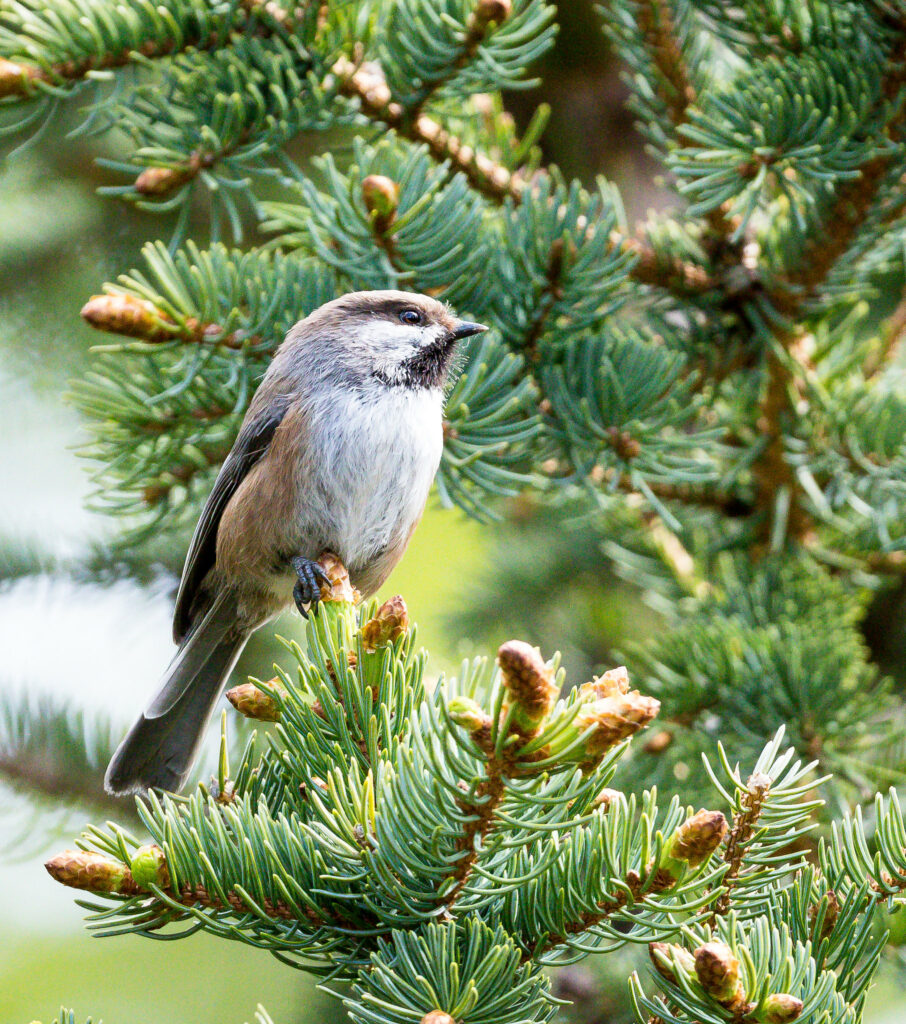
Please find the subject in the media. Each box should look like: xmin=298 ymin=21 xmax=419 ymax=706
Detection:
xmin=105 ymin=592 xmax=248 ymax=796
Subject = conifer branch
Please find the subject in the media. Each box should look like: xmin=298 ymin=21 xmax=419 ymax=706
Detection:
xmin=707 ymin=772 xmax=771 ymax=921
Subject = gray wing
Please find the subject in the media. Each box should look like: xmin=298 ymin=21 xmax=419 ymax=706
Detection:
xmin=173 ymin=396 xmax=291 ymax=642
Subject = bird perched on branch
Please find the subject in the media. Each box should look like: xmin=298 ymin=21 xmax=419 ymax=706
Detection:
xmin=106 ymin=291 xmax=486 ymax=795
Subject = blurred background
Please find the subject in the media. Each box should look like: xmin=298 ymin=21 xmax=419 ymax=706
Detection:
xmin=1 ymin=2 xmax=903 ymax=1021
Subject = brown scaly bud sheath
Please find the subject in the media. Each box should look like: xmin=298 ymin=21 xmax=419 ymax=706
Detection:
xmin=226 ymin=679 xmax=287 ymax=722
xmin=134 ymin=162 xmax=198 ymax=196
xmin=809 ymin=889 xmax=840 ymax=942
xmin=592 ymin=787 xmax=622 ymax=810
xmin=45 ymin=850 xmax=138 ymax=894
xmin=420 ymin=1013 xmax=456 ymax=1024
xmin=469 ymin=0 xmax=511 ymax=32
xmin=361 ymin=595 xmax=409 ymax=652
xmin=758 ymin=994 xmax=804 ymax=1023
xmin=361 ymin=174 xmax=400 ymax=234
xmin=572 ymin=690 xmax=661 ymax=761
xmin=497 ymin=640 xmax=558 ymax=733
xmin=81 ymin=294 xmax=175 ymax=342
xmin=694 ymin=942 xmax=746 ymax=1009
xmin=317 ymin=551 xmax=359 ymax=603
xmin=666 ymin=809 xmax=729 ymax=868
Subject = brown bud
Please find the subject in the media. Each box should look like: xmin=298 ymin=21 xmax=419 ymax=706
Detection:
xmin=694 ymin=942 xmax=744 ymax=1007
xmin=226 ymin=680 xmax=286 ymax=721
xmin=361 ymin=595 xmax=409 ymax=651
xmin=578 ymin=666 xmax=630 ymax=700
xmin=0 ymin=57 xmax=35 ymax=98
xmin=605 ymin=426 xmax=641 ymax=460
xmin=362 ymin=174 xmax=400 ymax=233
xmin=469 ymin=0 xmax=511 ymax=33
xmin=573 ymin=690 xmax=660 ymax=758
xmin=317 ymin=551 xmax=359 ymax=603
xmin=809 ymin=889 xmax=839 ymax=942
xmin=759 ymin=993 xmax=804 ymax=1023
xmin=45 ymin=850 xmax=137 ymax=894
xmin=81 ymin=293 xmax=174 ymax=341
xmin=420 ymin=1013 xmax=456 ymax=1024
xmin=649 ymin=942 xmax=696 ymax=985
xmin=666 ymin=809 xmax=728 ymax=869
xmin=592 ymin=787 xmax=622 ymax=811
xmin=130 ymin=844 xmax=171 ymax=889
xmin=497 ymin=640 xmax=558 ymax=732
xmin=134 ymin=163 xmax=195 ymax=196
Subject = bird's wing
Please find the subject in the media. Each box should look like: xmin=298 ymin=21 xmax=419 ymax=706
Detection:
xmin=173 ymin=394 xmax=291 ymax=642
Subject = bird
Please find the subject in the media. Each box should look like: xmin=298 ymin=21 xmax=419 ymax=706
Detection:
xmin=105 ymin=290 xmax=487 ymax=795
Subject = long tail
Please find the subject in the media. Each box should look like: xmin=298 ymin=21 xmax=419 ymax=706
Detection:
xmin=105 ymin=593 xmax=248 ymax=796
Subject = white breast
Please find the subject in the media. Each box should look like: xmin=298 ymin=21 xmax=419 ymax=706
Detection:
xmin=297 ymin=384 xmax=444 ymax=569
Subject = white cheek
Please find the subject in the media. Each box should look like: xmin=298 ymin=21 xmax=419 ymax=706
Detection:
xmin=355 ymin=321 xmax=441 ymax=377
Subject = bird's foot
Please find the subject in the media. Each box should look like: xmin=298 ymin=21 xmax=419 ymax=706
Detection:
xmin=291 ymin=556 xmax=331 ymax=619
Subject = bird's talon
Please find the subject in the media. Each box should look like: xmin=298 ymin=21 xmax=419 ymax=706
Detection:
xmin=291 ymin=556 xmax=329 ymax=619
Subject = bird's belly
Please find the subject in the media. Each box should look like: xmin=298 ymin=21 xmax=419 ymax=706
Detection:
xmin=291 ymin=387 xmax=443 ymax=592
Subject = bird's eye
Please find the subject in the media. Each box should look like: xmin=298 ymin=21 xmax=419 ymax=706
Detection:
xmin=399 ymin=309 xmax=422 ymax=326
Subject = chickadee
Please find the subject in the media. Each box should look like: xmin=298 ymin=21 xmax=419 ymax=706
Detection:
xmin=105 ymin=290 xmax=487 ymax=795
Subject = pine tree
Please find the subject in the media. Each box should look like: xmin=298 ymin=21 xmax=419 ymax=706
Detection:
xmin=4 ymin=1 xmax=906 ymax=1022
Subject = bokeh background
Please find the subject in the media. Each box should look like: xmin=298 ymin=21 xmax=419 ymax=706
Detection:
xmin=1 ymin=3 xmax=903 ymax=1021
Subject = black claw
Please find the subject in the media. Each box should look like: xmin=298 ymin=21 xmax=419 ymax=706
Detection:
xmin=291 ymin=557 xmax=329 ymax=619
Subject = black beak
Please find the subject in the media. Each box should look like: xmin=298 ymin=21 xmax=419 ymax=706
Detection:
xmin=451 ymin=320 xmax=488 ymax=340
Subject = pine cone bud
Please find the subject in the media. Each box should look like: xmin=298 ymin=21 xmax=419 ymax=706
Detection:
xmin=809 ymin=889 xmax=839 ymax=941
xmin=361 ymin=595 xmax=409 ymax=651
xmin=318 ymin=551 xmax=358 ymax=603
xmin=694 ymin=942 xmax=744 ymax=1007
xmin=447 ymin=696 xmax=493 ymax=743
xmin=649 ymin=942 xmax=696 ymax=985
xmin=497 ymin=640 xmax=558 ymax=733
xmin=420 ymin=1012 xmax=456 ymax=1024
xmin=45 ymin=850 xmax=135 ymax=893
xmin=362 ymin=174 xmax=400 ymax=233
xmin=134 ymin=164 xmax=195 ymax=196
xmin=661 ymin=809 xmax=728 ymax=878
xmin=759 ymin=994 xmax=804 ymax=1023
xmin=572 ymin=690 xmax=660 ymax=763
xmin=469 ymin=0 xmax=511 ymax=33
xmin=130 ymin=844 xmax=171 ymax=889
xmin=578 ymin=665 xmax=629 ymax=700
xmin=80 ymin=293 xmax=173 ymax=341
xmin=226 ymin=679 xmax=286 ymax=721
xmin=0 ymin=57 xmax=34 ymax=98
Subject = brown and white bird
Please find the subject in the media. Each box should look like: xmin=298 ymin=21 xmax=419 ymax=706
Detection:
xmin=105 ymin=290 xmax=486 ymax=795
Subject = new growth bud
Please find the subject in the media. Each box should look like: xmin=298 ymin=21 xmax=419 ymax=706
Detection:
xmin=469 ymin=0 xmax=511 ymax=33
xmin=0 ymin=57 xmax=33 ymax=97
xmin=497 ymin=640 xmax=558 ymax=734
xmin=45 ymin=850 xmax=135 ymax=894
xmin=318 ymin=551 xmax=358 ymax=603
xmin=809 ymin=889 xmax=840 ymax=942
xmin=694 ymin=942 xmax=745 ymax=1008
xmin=659 ymin=809 xmax=728 ymax=880
xmin=447 ymin=696 xmax=493 ymax=749
xmin=420 ymin=1012 xmax=456 ymax=1024
xmin=130 ymin=844 xmax=171 ymax=889
xmin=81 ymin=293 xmax=173 ymax=341
xmin=226 ymin=679 xmax=286 ymax=721
xmin=758 ymin=994 xmax=804 ymax=1023
xmin=361 ymin=595 xmax=409 ymax=651
xmin=134 ymin=163 xmax=196 ymax=196
xmin=649 ymin=942 xmax=696 ymax=986
xmin=362 ymin=174 xmax=400 ymax=234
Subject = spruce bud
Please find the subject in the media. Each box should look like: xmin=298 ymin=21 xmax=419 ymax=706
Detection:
xmin=80 ymin=293 xmax=173 ymax=341
xmin=45 ymin=850 xmax=134 ymax=894
xmin=809 ymin=889 xmax=839 ymax=941
xmin=0 ymin=57 xmax=33 ymax=97
xmin=318 ymin=551 xmax=358 ymax=603
xmin=361 ymin=595 xmax=409 ymax=651
xmin=447 ymin=696 xmax=493 ymax=750
xmin=362 ymin=174 xmax=400 ymax=233
xmin=470 ymin=0 xmax=511 ymax=33
xmin=660 ymin=809 xmax=728 ymax=879
xmin=572 ymin=690 xmax=660 ymax=762
xmin=497 ymin=640 xmax=558 ymax=733
xmin=420 ymin=1013 xmax=456 ymax=1024
xmin=226 ymin=680 xmax=286 ymax=721
xmin=694 ymin=942 xmax=745 ymax=1007
xmin=649 ymin=942 xmax=696 ymax=985
xmin=759 ymin=994 xmax=804 ymax=1023
xmin=134 ymin=164 xmax=195 ymax=196
xmin=130 ymin=844 xmax=171 ymax=889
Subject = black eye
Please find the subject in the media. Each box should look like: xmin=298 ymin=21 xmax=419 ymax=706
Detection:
xmin=399 ymin=309 xmax=422 ymax=326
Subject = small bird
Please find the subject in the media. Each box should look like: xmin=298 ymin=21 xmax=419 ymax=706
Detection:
xmin=105 ymin=290 xmax=486 ymax=795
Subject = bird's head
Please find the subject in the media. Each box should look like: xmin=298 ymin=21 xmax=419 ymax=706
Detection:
xmin=293 ymin=290 xmax=487 ymax=389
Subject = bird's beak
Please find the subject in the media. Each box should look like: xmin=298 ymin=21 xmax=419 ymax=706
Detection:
xmin=451 ymin=320 xmax=488 ymax=340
